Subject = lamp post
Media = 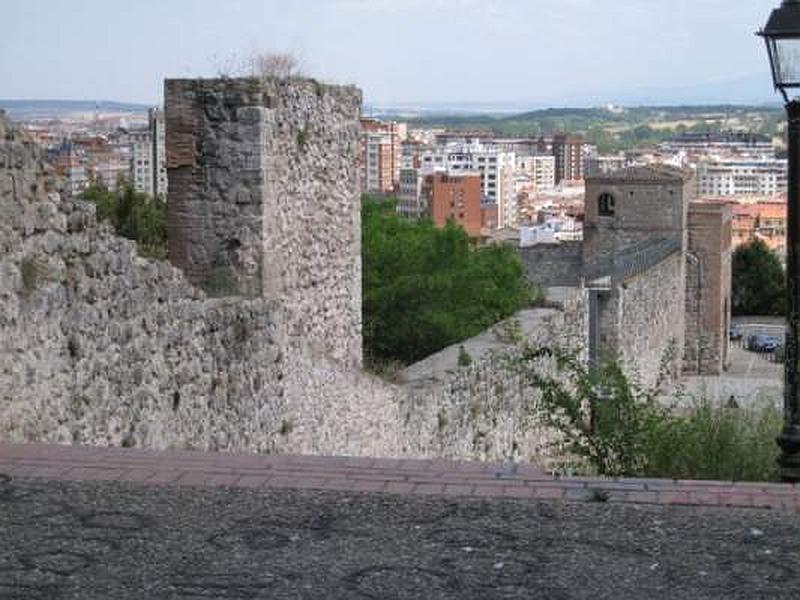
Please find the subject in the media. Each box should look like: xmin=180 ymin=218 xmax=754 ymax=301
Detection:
xmin=760 ymin=0 xmax=800 ymax=482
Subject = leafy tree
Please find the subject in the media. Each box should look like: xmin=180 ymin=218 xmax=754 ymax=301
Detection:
xmin=362 ymin=198 xmax=534 ymax=366
xmin=79 ymin=182 xmax=167 ymax=259
xmin=732 ymin=239 xmax=785 ymax=316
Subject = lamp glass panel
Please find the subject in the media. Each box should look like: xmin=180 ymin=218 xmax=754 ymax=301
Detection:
xmin=774 ymin=38 xmax=800 ymax=86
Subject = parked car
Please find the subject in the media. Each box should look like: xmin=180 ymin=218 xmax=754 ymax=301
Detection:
xmin=729 ymin=325 xmax=743 ymax=341
xmin=747 ymin=334 xmax=780 ymax=352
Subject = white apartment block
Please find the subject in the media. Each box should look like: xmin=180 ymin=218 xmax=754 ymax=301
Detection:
xmin=696 ymin=158 xmax=787 ymax=197
xmin=419 ymin=143 xmax=517 ymax=228
xmin=517 ymin=155 xmax=555 ymax=191
xmin=362 ymin=131 xmax=395 ymax=194
xmin=585 ymin=154 xmax=628 ymax=176
xmin=661 ymin=132 xmax=774 ymax=158
xmin=397 ymin=168 xmax=427 ymax=218
xmin=130 ymin=108 xmax=167 ymax=198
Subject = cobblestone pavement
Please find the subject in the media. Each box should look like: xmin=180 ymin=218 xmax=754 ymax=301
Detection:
xmin=2 ymin=443 xmax=800 ymax=599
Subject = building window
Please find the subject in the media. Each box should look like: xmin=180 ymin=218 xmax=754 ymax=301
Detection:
xmin=598 ymin=192 xmax=615 ymax=216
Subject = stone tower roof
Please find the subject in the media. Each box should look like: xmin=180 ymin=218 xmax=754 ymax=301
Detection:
xmin=588 ymin=164 xmax=693 ymax=184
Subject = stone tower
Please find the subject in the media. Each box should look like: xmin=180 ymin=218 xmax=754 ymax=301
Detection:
xmin=165 ymin=77 xmax=363 ymax=367
xmin=583 ymin=165 xmax=694 ymax=264
xmin=583 ymin=165 xmax=695 ymax=387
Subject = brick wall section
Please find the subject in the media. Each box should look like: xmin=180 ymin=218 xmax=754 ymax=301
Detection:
xmin=165 ymin=78 xmax=363 ymax=367
xmin=429 ymin=172 xmax=483 ymax=237
xmin=684 ymin=201 xmax=733 ymax=375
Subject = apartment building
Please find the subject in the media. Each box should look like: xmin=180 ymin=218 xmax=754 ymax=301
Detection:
xmin=428 ymin=172 xmax=483 ymax=237
xmin=130 ymin=108 xmax=167 ymax=198
xmin=419 ymin=143 xmax=517 ymax=228
xmin=696 ymin=158 xmax=787 ymax=197
xmin=585 ymin=153 xmax=628 ymax=177
xmin=662 ymin=131 xmax=774 ymax=159
xmin=552 ymin=134 xmax=585 ymax=183
xmin=731 ymin=201 xmax=787 ymax=254
xmin=361 ymin=118 xmax=404 ymax=194
xmin=397 ymin=168 xmax=426 ymax=218
xmin=516 ymin=155 xmax=556 ymax=191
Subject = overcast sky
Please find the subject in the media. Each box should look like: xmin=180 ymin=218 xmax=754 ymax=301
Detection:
xmin=0 ymin=0 xmax=785 ymax=106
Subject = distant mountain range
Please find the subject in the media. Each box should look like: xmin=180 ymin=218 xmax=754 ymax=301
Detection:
xmin=1 ymin=72 xmax=782 ymax=123
xmin=0 ymin=99 xmax=153 ymax=119
xmin=366 ymin=74 xmax=782 ymax=119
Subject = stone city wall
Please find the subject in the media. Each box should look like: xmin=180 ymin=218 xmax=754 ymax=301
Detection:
xmin=0 ymin=111 xmax=397 ymax=456
xmin=399 ymin=288 xmax=587 ymax=468
xmin=0 ymin=111 xmax=581 ymax=467
xmin=683 ymin=202 xmax=732 ymax=376
xmin=166 ymin=78 xmax=363 ymax=367
xmin=517 ymin=242 xmax=583 ymax=288
xmin=607 ymin=252 xmax=686 ymax=388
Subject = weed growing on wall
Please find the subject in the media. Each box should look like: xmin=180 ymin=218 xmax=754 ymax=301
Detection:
xmin=19 ymin=256 xmax=47 ymax=296
xmin=514 ymin=345 xmax=782 ymax=481
xmin=457 ymin=345 xmax=473 ymax=367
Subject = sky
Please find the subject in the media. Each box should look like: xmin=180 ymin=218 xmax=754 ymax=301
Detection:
xmin=0 ymin=0 xmax=786 ymax=107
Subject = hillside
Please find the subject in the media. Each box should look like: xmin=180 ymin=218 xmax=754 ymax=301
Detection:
xmin=396 ymin=105 xmax=785 ymax=153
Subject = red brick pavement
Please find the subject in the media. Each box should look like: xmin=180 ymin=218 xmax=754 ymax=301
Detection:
xmin=1 ymin=442 xmax=798 ymax=512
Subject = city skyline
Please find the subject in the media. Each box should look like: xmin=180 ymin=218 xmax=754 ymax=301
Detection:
xmin=0 ymin=0 xmax=784 ymax=107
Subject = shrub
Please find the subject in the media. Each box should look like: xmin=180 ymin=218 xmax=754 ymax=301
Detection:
xmin=201 ymin=267 xmax=240 ymax=298
xmin=642 ymin=401 xmax=781 ymax=482
xmin=20 ymin=256 xmax=47 ymax=295
xmin=515 ymin=345 xmax=782 ymax=481
xmin=732 ymin=239 xmax=785 ymax=316
xmin=79 ymin=183 xmax=167 ymax=260
xmin=457 ymin=345 xmax=473 ymax=367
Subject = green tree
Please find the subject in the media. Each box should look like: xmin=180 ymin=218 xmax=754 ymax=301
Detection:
xmin=362 ymin=198 xmax=534 ymax=367
xmin=79 ymin=182 xmax=167 ymax=259
xmin=732 ymin=239 xmax=785 ymax=316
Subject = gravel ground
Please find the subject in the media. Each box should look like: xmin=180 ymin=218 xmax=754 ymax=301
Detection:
xmin=1 ymin=475 xmax=799 ymax=599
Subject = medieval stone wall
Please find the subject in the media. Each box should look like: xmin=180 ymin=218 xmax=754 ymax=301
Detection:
xmin=517 ymin=242 xmax=583 ymax=288
xmin=684 ymin=201 xmax=732 ymax=376
xmin=611 ymin=252 xmax=686 ymax=388
xmin=165 ymin=78 xmax=363 ymax=367
xmin=399 ymin=287 xmax=588 ymax=467
xmin=0 ymin=112 xmax=394 ymax=455
xmin=592 ymin=252 xmax=686 ymax=388
xmin=0 ymin=112 xmax=585 ymax=467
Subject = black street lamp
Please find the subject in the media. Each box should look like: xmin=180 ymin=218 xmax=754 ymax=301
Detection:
xmin=760 ymin=0 xmax=800 ymax=482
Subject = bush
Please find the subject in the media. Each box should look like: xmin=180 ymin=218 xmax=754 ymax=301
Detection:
xmin=518 ymin=346 xmax=668 ymax=477
xmin=457 ymin=345 xmax=473 ymax=367
xmin=643 ymin=401 xmax=781 ymax=482
xmin=79 ymin=183 xmax=167 ymax=260
xmin=516 ymin=346 xmax=781 ymax=481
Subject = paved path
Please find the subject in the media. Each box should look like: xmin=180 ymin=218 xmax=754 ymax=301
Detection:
xmin=3 ymin=443 xmax=800 ymax=599
xmin=1 ymin=442 xmax=798 ymax=510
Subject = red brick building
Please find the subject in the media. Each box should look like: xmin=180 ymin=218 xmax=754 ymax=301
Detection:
xmin=428 ymin=172 xmax=483 ymax=237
